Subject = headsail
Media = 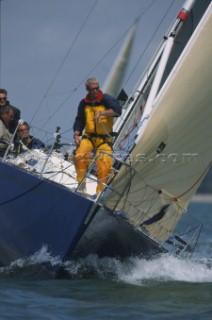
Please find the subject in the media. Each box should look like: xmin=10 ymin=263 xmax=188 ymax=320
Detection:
xmin=101 ymin=1 xmax=212 ymax=244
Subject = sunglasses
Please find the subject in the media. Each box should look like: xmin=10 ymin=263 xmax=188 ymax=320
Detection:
xmin=88 ymin=87 xmax=99 ymax=92
xmin=0 ymin=97 xmax=7 ymax=100
xmin=18 ymin=128 xmax=29 ymax=132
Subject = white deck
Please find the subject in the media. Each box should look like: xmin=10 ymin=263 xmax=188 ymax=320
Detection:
xmin=7 ymin=149 xmax=98 ymax=198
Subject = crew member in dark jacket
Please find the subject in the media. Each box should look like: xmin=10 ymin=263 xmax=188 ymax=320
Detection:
xmin=15 ymin=121 xmax=45 ymax=153
xmin=0 ymin=105 xmax=14 ymax=157
xmin=0 ymin=88 xmax=21 ymax=133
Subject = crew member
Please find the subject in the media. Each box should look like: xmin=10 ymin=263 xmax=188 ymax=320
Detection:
xmin=73 ymin=78 xmax=122 ymax=195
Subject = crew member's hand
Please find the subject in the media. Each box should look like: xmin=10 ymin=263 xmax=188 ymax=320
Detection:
xmin=94 ymin=111 xmax=102 ymax=123
xmin=74 ymin=135 xmax=81 ymax=145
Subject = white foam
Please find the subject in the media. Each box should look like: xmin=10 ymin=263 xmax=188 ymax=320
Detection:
xmin=1 ymin=249 xmax=211 ymax=284
xmin=117 ymin=254 xmax=212 ymax=285
xmin=0 ymin=245 xmax=62 ymax=274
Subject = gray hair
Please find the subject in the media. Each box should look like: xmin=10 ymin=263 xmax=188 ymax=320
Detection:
xmin=85 ymin=78 xmax=99 ymax=89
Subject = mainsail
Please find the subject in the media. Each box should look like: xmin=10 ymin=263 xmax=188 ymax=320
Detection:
xmin=102 ymin=22 xmax=137 ymax=98
xmin=101 ymin=0 xmax=212 ymax=244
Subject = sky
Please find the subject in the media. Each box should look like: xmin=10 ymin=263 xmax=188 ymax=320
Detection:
xmin=0 ymin=0 xmax=185 ymax=143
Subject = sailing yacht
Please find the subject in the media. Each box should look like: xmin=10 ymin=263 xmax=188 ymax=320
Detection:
xmin=0 ymin=0 xmax=211 ymax=275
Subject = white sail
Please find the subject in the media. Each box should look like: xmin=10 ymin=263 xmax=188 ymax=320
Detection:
xmin=102 ymin=3 xmax=212 ymax=243
xmin=102 ymin=22 xmax=137 ymax=98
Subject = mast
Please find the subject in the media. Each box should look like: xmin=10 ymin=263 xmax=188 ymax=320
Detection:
xmin=113 ymin=0 xmax=197 ymax=139
xmin=135 ymin=0 xmax=197 ymax=144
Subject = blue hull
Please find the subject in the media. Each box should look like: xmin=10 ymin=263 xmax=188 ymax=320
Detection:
xmin=0 ymin=162 xmax=99 ymax=272
xmin=0 ymin=161 xmax=168 ymax=279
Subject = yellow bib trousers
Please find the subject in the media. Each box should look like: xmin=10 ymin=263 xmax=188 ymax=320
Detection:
xmin=74 ymin=136 xmax=113 ymax=194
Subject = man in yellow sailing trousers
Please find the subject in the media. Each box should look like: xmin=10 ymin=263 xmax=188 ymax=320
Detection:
xmin=73 ymin=78 xmax=122 ymax=195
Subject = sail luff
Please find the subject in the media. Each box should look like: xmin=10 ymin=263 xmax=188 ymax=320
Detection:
xmin=112 ymin=39 xmax=167 ymax=135
xmin=135 ymin=36 xmax=175 ymax=144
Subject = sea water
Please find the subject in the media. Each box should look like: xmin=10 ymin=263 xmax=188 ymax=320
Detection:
xmin=0 ymin=198 xmax=211 ymax=320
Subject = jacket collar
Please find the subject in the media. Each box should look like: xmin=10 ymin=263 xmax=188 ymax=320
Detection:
xmin=84 ymin=90 xmax=103 ymax=103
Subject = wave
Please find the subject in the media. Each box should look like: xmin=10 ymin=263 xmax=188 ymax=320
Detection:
xmin=0 ymin=245 xmax=63 ymax=280
xmin=63 ymin=253 xmax=212 ymax=284
xmin=1 ymin=246 xmax=211 ymax=284
xmin=116 ymin=254 xmax=212 ymax=285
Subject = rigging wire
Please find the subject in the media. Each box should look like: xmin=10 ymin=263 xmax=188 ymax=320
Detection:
xmin=0 ymin=180 xmax=44 ymax=205
xmin=30 ymin=0 xmax=98 ymax=125
xmin=34 ymin=0 xmax=159 ymax=129
xmin=124 ymin=0 xmax=176 ymax=87
xmin=32 ymin=0 xmax=177 ymax=131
